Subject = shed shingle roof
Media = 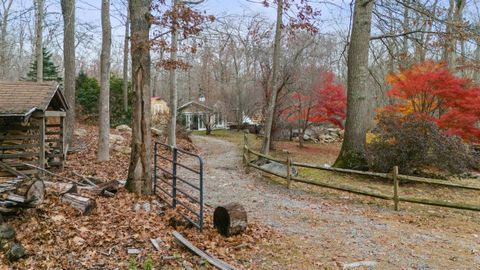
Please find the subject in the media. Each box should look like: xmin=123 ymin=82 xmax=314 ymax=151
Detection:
xmin=0 ymin=81 xmax=65 ymax=116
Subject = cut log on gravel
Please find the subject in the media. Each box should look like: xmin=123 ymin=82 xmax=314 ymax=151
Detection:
xmin=213 ymin=203 xmax=247 ymax=237
xmin=62 ymin=193 xmax=96 ymax=215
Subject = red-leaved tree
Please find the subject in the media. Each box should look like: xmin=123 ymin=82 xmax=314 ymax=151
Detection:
xmin=283 ymin=71 xmax=347 ymax=147
xmin=385 ymin=61 xmax=480 ymax=142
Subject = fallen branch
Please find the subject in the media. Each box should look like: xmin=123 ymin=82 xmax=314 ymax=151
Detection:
xmin=23 ymin=164 xmax=85 ymax=186
xmin=72 ymin=171 xmax=98 ymax=187
xmin=172 ymin=231 xmax=238 ymax=270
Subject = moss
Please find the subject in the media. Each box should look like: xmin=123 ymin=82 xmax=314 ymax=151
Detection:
xmin=333 ymin=150 xmax=369 ymax=171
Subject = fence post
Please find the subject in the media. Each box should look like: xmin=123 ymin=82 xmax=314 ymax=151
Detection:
xmin=243 ymin=133 xmax=250 ymax=174
xmin=153 ymin=143 xmax=157 ymax=194
xmin=393 ymin=166 xmax=399 ymax=211
xmin=172 ymin=147 xmax=177 ymax=208
xmin=286 ymin=152 xmax=292 ymax=189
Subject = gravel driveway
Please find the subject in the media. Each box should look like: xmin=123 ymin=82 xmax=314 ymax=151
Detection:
xmin=192 ymin=135 xmax=480 ymax=269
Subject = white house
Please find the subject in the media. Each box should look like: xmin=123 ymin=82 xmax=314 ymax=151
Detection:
xmin=178 ymin=101 xmax=226 ymax=131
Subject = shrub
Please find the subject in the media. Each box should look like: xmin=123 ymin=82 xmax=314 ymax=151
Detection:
xmin=76 ymin=71 xmax=133 ymax=126
xmin=367 ymin=112 xmax=474 ymax=176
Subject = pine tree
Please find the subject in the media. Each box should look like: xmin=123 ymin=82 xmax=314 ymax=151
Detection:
xmin=26 ymin=48 xmax=62 ymax=82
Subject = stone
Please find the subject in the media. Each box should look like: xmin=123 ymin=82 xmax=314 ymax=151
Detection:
xmin=5 ymin=242 xmax=25 ymax=262
xmin=109 ymin=134 xmax=125 ymax=146
xmin=112 ymin=145 xmax=131 ymax=155
xmin=343 ymin=261 xmax=377 ymax=269
xmin=256 ymin=160 xmax=298 ymax=177
xmin=74 ymin=128 xmax=88 ymax=137
xmin=0 ymin=224 xmax=15 ymax=240
xmin=115 ymin=125 xmax=132 ymax=133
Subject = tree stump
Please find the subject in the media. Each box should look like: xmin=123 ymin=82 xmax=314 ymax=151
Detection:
xmin=213 ymin=203 xmax=247 ymax=236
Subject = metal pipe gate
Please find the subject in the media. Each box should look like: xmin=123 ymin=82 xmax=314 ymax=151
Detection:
xmin=153 ymin=142 xmax=204 ymax=230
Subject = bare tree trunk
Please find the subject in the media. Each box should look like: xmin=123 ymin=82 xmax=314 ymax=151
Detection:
xmin=61 ymin=0 xmax=76 ymax=146
xmin=167 ymin=0 xmax=179 ymax=147
xmin=126 ymin=0 xmax=152 ymax=195
xmin=474 ymin=34 xmax=480 ymax=83
xmin=123 ymin=6 xmax=130 ymax=112
xmin=444 ymin=0 xmax=465 ymax=72
xmin=334 ymin=0 xmax=374 ymax=170
xmin=261 ymin=0 xmax=283 ymax=155
xmin=0 ymin=0 xmax=13 ymax=79
xmin=97 ymin=0 xmax=111 ymax=161
xmin=34 ymin=0 xmax=44 ymax=82
xmin=401 ymin=0 xmax=409 ymax=68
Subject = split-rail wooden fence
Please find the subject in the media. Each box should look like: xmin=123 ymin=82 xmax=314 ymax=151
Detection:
xmin=242 ymin=134 xmax=480 ymax=212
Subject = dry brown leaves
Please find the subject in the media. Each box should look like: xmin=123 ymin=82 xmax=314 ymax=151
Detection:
xmin=1 ymin=123 xmax=274 ymax=269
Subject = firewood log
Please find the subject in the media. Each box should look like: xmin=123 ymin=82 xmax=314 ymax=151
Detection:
xmin=213 ymin=203 xmax=247 ymax=236
xmin=62 ymin=193 xmax=96 ymax=215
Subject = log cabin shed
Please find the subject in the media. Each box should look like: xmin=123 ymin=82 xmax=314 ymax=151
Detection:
xmin=0 ymin=81 xmax=69 ymax=177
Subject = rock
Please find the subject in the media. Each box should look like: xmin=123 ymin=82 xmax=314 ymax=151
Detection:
xmin=0 ymin=224 xmax=15 ymax=240
xmin=127 ymin=248 xmax=141 ymax=255
xmin=343 ymin=261 xmax=377 ymax=269
xmin=109 ymin=134 xmax=125 ymax=145
xmin=256 ymin=160 xmax=298 ymax=177
xmin=112 ymin=145 xmax=131 ymax=155
xmin=115 ymin=125 xmax=132 ymax=133
xmin=74 ymin=128 xmax=88 ymax=137
xmin=5 ymin=242 xmax=25 ymax=262
xmin=303 ymin=134 xmax=311 ymax=141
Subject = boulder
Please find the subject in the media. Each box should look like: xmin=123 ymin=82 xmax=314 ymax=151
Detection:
xmin=109 ymin=134 xmax=125 ymax=146
xmin=5 ymin=242 xmax=25 ymax=262
xmin=256 ymin=160 xmax=298 ymax=177
xmin=112 ymin=145 xmax=131 ymax=155
xmin=115 ymin=125 xmax=132 ymax=133
xmin=74 ymin=128 xmax=88 ymax=137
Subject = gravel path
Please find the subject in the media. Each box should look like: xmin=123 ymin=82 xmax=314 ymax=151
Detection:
xmin=192 ymin=135 xmax=480 ymax=269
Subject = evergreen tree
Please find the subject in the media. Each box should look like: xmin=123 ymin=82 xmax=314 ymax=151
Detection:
xmin=26 ymin=48 xmax=62 ymax=82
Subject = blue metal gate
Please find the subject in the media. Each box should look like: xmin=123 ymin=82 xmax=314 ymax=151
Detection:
xmin=153 ymin=142 xmax=204 ymax=230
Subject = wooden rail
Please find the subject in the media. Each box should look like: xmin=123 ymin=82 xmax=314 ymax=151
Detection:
xmin=243 ymin=134 xmax=480 ymax=212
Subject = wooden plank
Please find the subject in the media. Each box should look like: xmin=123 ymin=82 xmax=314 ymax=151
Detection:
xmin=172 ymin=231 xmax=238 ymax=270
xmin=0 ymin=152 xmax=38 ymax=159
xmin=247 ymin=149 xmax=286 ymax=164
xmin=0 ymin=125 xmax=38 ymax=131
xmin=0 ymin=161 xmax=28 ymax=178
xmin=397 ymin=174 xmax=480 ymax=191
xmin=45 ymin=132 xmax=62 ymax=136
xmin=393 ymin=166 xmax=399 ymax=211
xmin=0 ymin=135 xmax=38 ymax=140
xmin=399 ymin=196 xmax=480 ymax=212
xmin=45 ymin=111 xmax=66 ymax=117
xmin=0 ymin=144 xmax=40 ymax=150
xmin=45 ymin=139 xmax=62 ymax=143
xmin=46 ymin=124 xmax=61 ymax=128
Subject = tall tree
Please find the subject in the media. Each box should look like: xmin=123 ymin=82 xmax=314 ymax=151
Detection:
xmin=168 ymin=0 xmax=179 ymax=146
xmin=0 ymin=0 xmax=13 ymax=79
xmin=61 ymin=0 xmax=76 ymax=146
xmin=126 ymin=0 xmax=152 ymax=194
xmin=261 ymin=0 xmax=283 ymax=155
xmin=161 ymin=0 xmax=208 ymax=147
xmin=34 ymin=0 xmax=43 ymax=82
xmin=123 ymin=4 xmax=130 ymax=112
xmin=97 ymin=0 xmax=111 ymax=161
xmin=334 ymin=0 xmax=374 ymax=170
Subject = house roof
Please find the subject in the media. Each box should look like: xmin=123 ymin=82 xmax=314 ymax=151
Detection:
xmin=178 ymin=101 xmax=214 ymax=112
xmin=0 ymin=81 xmax=68 ymax=117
